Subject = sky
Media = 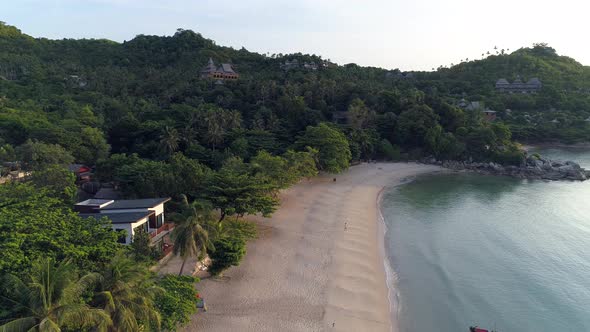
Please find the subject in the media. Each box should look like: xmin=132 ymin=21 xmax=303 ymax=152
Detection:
xmin=3 ymin=0 xmax=589 ymax=71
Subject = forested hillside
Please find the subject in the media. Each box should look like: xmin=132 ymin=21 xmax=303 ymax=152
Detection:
xmin=1 ymin=21 xmax=590 ymax=174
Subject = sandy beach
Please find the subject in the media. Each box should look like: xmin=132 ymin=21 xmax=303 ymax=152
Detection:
xmin=185 ymin=162 xmax=441 ymax=332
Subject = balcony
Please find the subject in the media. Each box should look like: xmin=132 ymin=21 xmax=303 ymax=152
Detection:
xmin=149 ymin=223 xmax=174 ymax=240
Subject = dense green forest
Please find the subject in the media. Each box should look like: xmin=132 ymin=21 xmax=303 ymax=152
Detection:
xmin=2 ymin=20 xmax=590 ymax=176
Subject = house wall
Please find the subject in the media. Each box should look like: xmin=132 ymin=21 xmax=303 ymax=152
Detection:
xmin=111 ymin=217 xmax=149 ymax=244
xmin=100 ymin=204 xmax=165 ymax=231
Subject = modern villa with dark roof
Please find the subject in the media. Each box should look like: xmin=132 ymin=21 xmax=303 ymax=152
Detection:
xmin=496 ymin=76 xmax=542 ymax=93
xmin=75 ymin=198 xmax=172 ymax=252
xmin=200 ymin=58 xmax=239 ymax=80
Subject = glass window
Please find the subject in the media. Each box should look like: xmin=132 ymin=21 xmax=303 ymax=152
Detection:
xmin=156 ymin=213 xmax=164 ymax=228
xmin=115 ymin=229 xmax=127 ymax=244
xmin=134 ymin=222 xmax=148 ymax=234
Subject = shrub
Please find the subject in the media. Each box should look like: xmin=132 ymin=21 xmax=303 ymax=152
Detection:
xmin=223 ymin=218 xmax=257 ymax=241
xmin=492 ymin=146 xmax=526 ymax=165
xmin=130 ymin=229 xmax=158 ymax=263
xmin=155 ymin=275 xmax=201 ymax=332
xmin=378 ymin=139 xmax=401 ymax=161
xmin=209 ymin=236 xmax=246 ymax=276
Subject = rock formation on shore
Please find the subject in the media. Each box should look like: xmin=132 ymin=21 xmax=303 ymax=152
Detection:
xmin=422 ymin=156 xmax=590 ymax=181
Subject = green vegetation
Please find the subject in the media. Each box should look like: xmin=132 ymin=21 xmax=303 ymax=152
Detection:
xmin=93 ymin=253 xmax=162 ymax=331
xmin=170 ymin=197 xmax=214 ymax=275
xmin=155 ymin=275 xmax=200 ymax=332
xmin=0 ymin=182 xmax=120 ymax=276
xmin=295 ymin=123 xmax=351 ymax=173
xmin=3 ymin=23 xmax=578 ymax=174
xmin=209 ymin=236 xmax=246 ymax=276
xmin=0 ymin=258 xmax=110 ymax=332
xmin=208 ymin=218 xmax=257 ymax=276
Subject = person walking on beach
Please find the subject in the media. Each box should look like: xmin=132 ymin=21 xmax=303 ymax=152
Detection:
xmin=344 ymin=222 xmax=347 ymax=231
xmin=196 ymin=293 xmax=208 ymax=312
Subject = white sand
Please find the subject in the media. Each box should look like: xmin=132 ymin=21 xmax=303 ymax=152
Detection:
xmin=184 ymin=163 xmax=441 ymax=332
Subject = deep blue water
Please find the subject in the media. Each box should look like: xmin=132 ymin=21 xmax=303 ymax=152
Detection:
xmin=382 ymin=149 xmax=590 ymax=332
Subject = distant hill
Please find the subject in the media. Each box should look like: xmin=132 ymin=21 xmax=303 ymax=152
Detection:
xmin=0 ymin=21 xmax=589 ymax=170
xmin=419 ymin=44 xmax=590 ymax=93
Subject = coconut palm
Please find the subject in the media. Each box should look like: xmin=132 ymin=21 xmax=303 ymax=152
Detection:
xmin=0 ymin=258 xmax=110 ymax=332
xmin=203 ymin=110 xmax=225 ymax=150
xmin=158 ymin=126 xmax=180 ymax=158
xmin=93 ymin=253 xmax=162 ymax=332
xmin=222 ymin=110 xmax=242 ymax=130
xmin=170 ymin=195 xmax=215 ymax=275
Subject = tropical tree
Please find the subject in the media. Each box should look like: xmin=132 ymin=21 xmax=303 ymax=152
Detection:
xmin=202 ymin=160 xmax=280 ymax=222
xmin=201 ymin=107 xmax=242 ymax=150
xmin=28 ymin=165 xmax=78 ymax=205
xmin=0 ymin=258 xmax=110 ymax=332
xmin=170 ymin=197 xmax=215 ymax=275
xmin=203 ymin=112 xmax=224 ymax=150
xmin=0 ymin=182 xmax=120 ymax=277
xmin=395 ymin=105 xmax=439 ymax=147
xmin=347 ymin=98 xmax=374 ymax=130
xmin=159 ymin=126 xmax=180 ymax=158
xmin=283 ymin=147 xmax=319 ymax=179
xmin=295 ymin=123 xmax=351 ymax=173
xmin=93 ymin=253 xmax=162 ymax=332
xmin=15 ymin=140 xmax=74 ymax=171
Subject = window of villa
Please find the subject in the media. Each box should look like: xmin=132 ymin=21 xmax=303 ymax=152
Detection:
xmin=115 ymin=229 xmax=127 ymax=244
xmin=134 ymin=222 xmax=148 ymax=234
xmin=156 ymin=213 xmax=164 ymax=228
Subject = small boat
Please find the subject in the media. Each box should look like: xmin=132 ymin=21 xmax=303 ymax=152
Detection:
xmin=469 ymin=326 xmax=496 ymax=332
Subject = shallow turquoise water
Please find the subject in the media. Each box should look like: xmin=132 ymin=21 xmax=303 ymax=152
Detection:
xmin=382 ymin=150 xmax=590 ymax=332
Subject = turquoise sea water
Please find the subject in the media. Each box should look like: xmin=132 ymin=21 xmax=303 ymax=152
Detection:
xmin=382 ymin=149 xmax=590 ymax=332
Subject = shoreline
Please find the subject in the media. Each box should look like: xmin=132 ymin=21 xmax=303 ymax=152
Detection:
xmin=522 ymin=142 xmax=590 ymax=151
xmin=377 ymin=187 xmax=399 ymax=332
xmin=185 ymin=163 xmax=441 ymax=331
xmin=376 ymin=173 xmax=443 ymax=332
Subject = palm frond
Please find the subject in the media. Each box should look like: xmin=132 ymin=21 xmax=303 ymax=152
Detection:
xmin=53 ymin=303 xmax=111 ymax=329
xmin=37 ymin=317 xmax=60 ymax=332
xmin=0 ymin=317 xmax=37 ymax=332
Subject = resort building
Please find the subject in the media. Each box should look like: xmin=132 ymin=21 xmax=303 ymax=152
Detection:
xmin=200 ymin=58 xmax=239 ymax=80
xmin=281 ymin=59 xmax=319 ymax=71
xmin=457 ymin=99 xmax=496 ymax=121
xmin=495 ymin=76 xmax=542 ymax=93
xmin=385 ymin=70 xmax=414 ymax=80
xmin=75 ymin=198 xmax=172 ymax=253
xmin=482 ymin=110 xmax=497 ymax=121
xmin=68 ymin=164 xmax=92 ymax=183
xmin=282 ymin=59 xmax=299 ymax=70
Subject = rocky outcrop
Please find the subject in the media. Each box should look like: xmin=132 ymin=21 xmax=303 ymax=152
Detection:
xmin=421 ymin=156 xmax=590 ymax=181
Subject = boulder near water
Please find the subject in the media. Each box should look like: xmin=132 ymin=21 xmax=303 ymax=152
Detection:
xmin=422 ymin=155 xmax=588 ymax=181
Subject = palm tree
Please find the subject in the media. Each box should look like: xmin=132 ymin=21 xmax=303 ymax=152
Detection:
xmin=159 ymin=126 xmax=180 ymax=158
xmin=93 ymin=253 xmax=162 ymax=332
xmin=0 ymin=258 xmax=110 ymax=332
xmin=170 ymin=196 xmax=215 ymax=275
xmin=223 ymin=110 xmax=242 ymax=130
xmin=203 ymin=110 xmax=225 ymax=150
